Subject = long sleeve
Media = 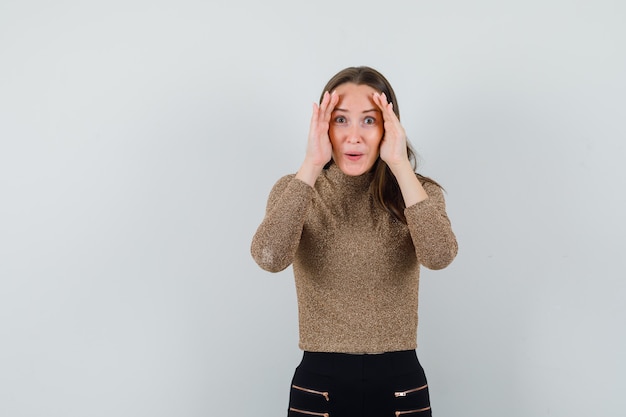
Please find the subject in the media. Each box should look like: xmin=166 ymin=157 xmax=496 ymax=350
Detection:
xmin=404 ymin=181 xmax=458 ymax=270
xmin=251 ymin=175 xmax=314 ymax=272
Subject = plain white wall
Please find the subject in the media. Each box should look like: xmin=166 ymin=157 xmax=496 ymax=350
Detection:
xmin=1 ymin=1 xmax=625 ymax=416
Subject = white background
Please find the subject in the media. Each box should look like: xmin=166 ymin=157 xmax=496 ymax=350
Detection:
xmin=1 ymin=1 xmax=625 ymax=416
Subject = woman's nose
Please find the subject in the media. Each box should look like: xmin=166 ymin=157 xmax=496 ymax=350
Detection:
xmin=346 ymin=126 xmax=362 ymax=143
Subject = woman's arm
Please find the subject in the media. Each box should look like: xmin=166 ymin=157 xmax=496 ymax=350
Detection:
xmin=251 ymin=175 xmax=313 ymax=272
xmin=404 ymin=181 xmax=458 ymax=270
xmin=251 ymin=92 xmax=338 ymax=272
xmin=373 ymin=92 xmax=457 ymax=269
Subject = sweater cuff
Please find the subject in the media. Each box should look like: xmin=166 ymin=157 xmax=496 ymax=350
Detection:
xmin=404 ymin=196 xmax=435 ymax=216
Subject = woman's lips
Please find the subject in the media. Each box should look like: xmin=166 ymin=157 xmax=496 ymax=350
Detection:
xmin=345 ymin=153 xmax=363 ymax=161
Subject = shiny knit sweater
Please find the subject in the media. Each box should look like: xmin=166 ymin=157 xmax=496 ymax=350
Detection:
xmin=251 ymin=163 xmax=458 ymax=353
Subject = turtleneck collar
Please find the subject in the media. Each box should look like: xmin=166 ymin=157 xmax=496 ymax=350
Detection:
xmin=325 ymin=162 xmax=374 ymax=193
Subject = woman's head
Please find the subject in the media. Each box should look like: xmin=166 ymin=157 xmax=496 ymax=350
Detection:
xmin=322 ymin=66 xmax=412 ymax=177
xmin=321 ymin=66 xmax=416 ymax=173
xmin=326 ymin=82 xmax=384 ymax=176
xmin=320 ymin=66 xmax=433 ymax=223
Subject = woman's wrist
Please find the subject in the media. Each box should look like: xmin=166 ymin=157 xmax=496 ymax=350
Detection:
xmin=386 ymin=158 xmax=413 ymax=176
xmin=389 ymin=160 xmax=428 ymax=206
xmin=295 ymin=159 xmax=325 ymax=187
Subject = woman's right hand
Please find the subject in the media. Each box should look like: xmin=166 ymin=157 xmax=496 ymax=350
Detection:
xmin=296 ymin=91 xmax=338 ymax=186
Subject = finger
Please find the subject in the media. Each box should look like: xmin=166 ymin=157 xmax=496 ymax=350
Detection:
xmin=372 ymin=93 xmax=389 ymax=119
xmin=322 ymin=90 xmax=337 ymax=111
xmin=330 ymin=89 xmax=339 ymax=108
xmin=310 ymin=101 xmax=320 ymax=128
xmin=318 ymin=91 xmax=329 ymax=113
xmin=372 ymin=92 xmax=384 ymax=110
xmin=377 ymin=93 xmax=396 ymax=119
xmin=321 ymin=90 xmax=338 ymax=123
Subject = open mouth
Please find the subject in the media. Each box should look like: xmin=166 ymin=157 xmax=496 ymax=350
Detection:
xmin=345 ymin=153 xmax=363 ymax=161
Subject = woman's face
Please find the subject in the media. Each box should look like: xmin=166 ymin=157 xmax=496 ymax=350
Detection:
xmin=329 ymin=83 xmax=384 ymax=176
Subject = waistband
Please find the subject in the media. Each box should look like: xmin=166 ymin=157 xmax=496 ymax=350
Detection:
xmin=298 ymin=350 xmax=421 ymax=379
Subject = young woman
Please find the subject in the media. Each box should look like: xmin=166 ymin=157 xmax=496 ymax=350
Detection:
xmin=251 ymin=66 xmax=458 ymax=417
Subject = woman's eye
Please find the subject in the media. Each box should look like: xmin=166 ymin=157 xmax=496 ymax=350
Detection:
xmin=363 ymin=117 xmax=376 ymax=125
xmin=334 ymin=116 xmax=347 ymax=124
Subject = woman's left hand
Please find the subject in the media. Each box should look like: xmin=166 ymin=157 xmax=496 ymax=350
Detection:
xmin=373 ymin=92 xmax=411 ymax=171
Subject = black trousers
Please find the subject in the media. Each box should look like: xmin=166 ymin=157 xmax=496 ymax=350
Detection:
xmin=287 ymin=350 xmax=432 ymax=417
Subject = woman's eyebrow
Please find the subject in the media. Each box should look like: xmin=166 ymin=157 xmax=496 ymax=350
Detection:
xmin=333 ymin=108 xmax=379 ymax=113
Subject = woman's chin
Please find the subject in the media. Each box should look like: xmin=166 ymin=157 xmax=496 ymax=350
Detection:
xmin=336 ymin=161 xmax=371 ymax=177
